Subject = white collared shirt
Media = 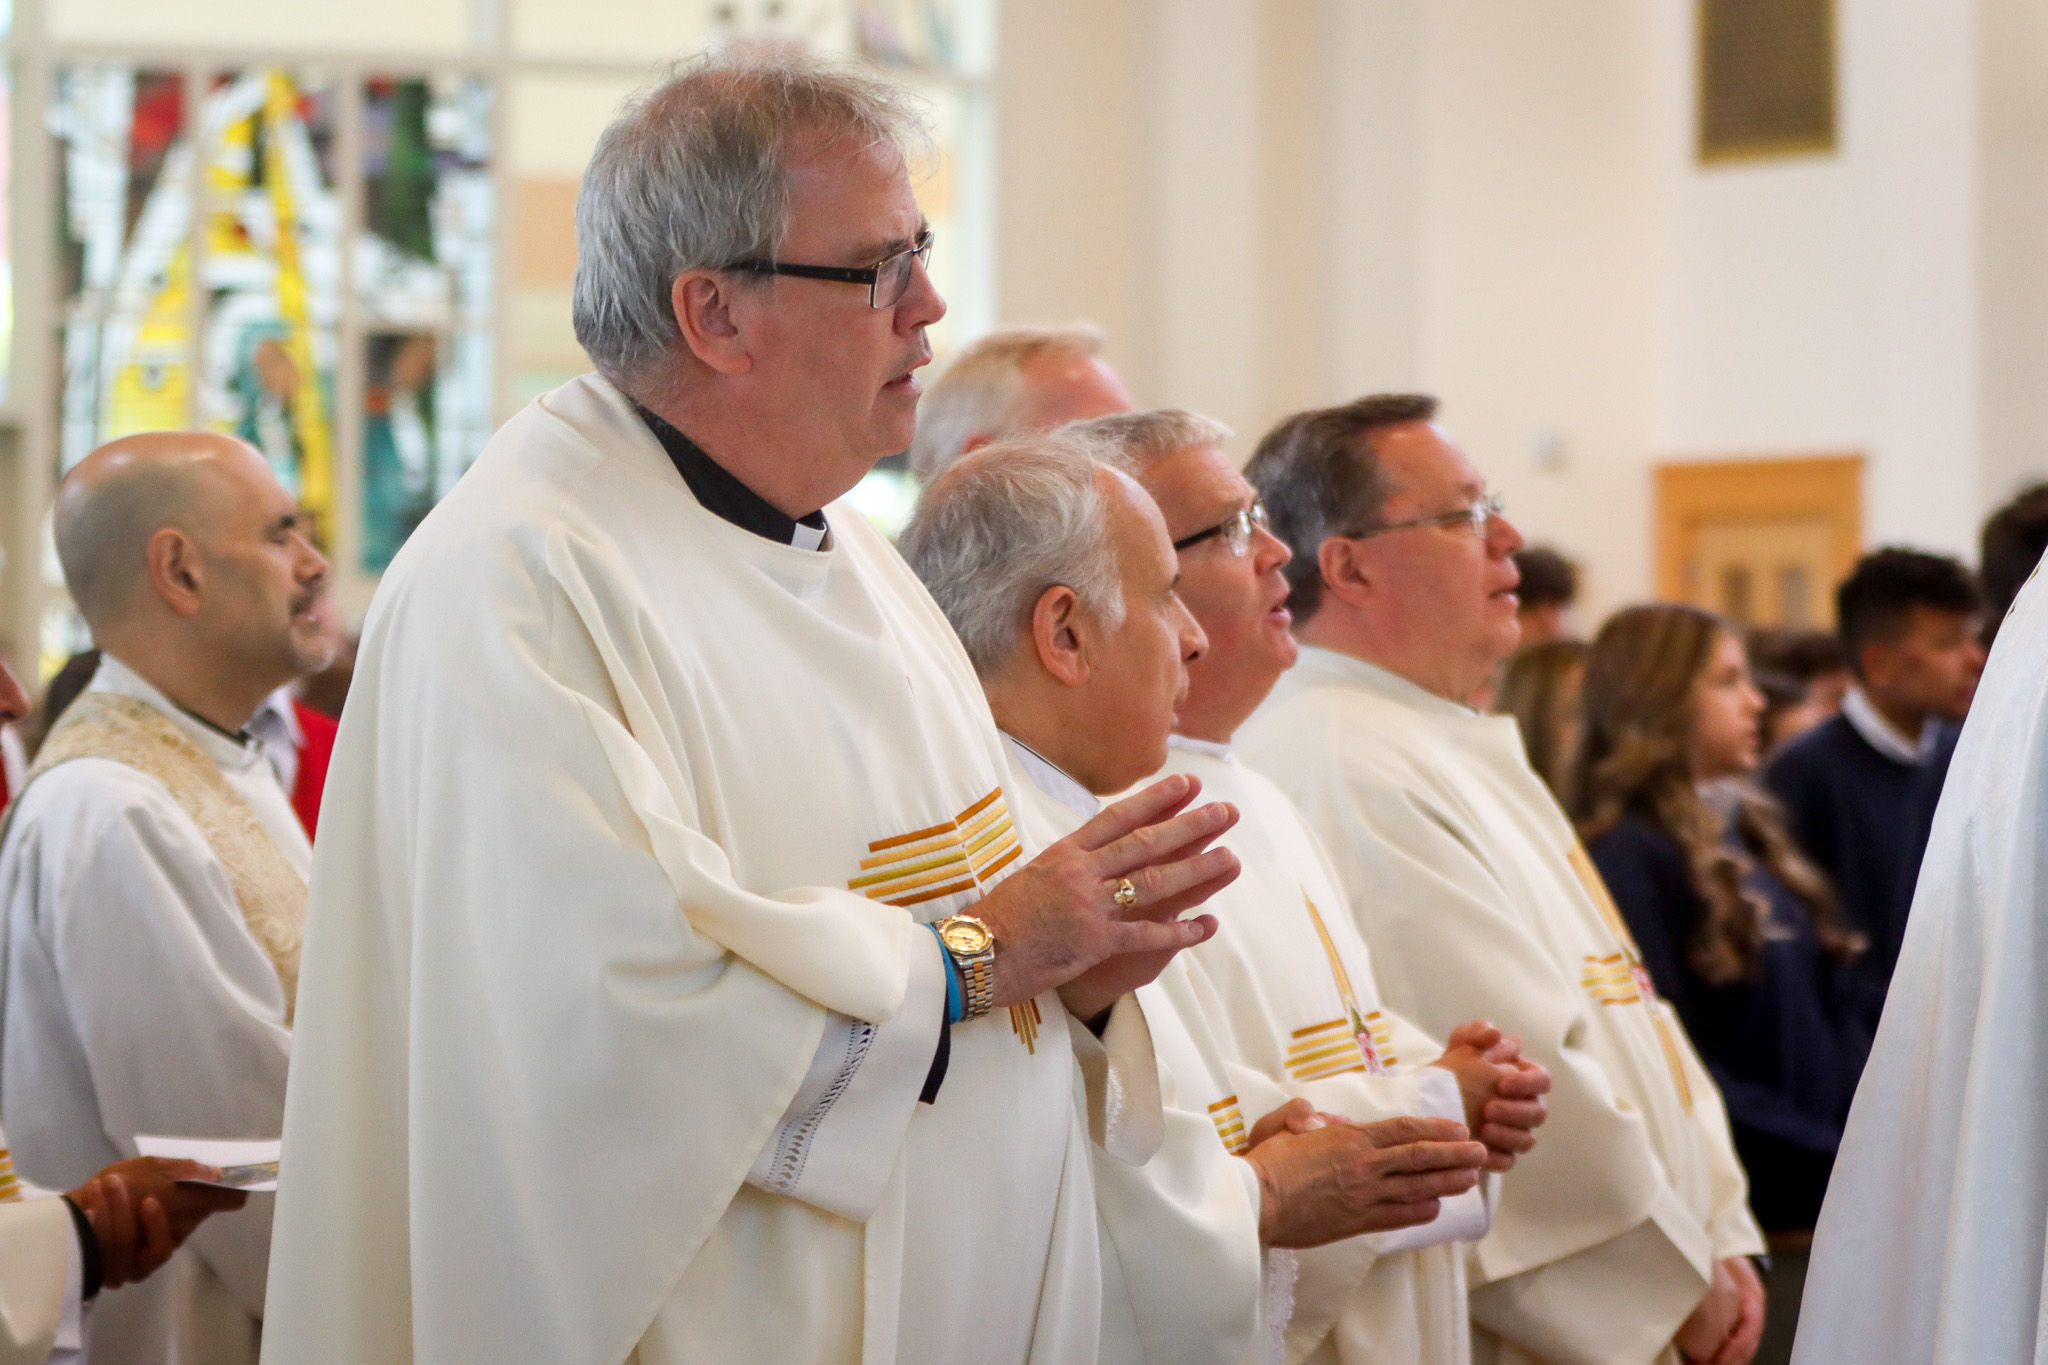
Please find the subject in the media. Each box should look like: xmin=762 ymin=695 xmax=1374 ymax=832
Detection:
xmin=245 ymin=687 xmax=306 ymax=798
xmin=1841 ymin=685 xmax=1940 ymax=766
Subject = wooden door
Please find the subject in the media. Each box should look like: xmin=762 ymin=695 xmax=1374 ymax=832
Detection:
xmin=1655 ymin=455 xmax=1862 ymax=628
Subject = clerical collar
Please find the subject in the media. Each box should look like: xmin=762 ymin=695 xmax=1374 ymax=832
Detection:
xmin=1001 ymin=733 xmax=1100 ymax=819
xmin=635 ymin=404 xmax=829 ymax=550
xmin=1841 ymin=685 xmax=1937 ymax=766
xmin=1168 ymin=734 xmax=1233 ymax=761
xmin=89 ymin=653 xmax=261 ymax=762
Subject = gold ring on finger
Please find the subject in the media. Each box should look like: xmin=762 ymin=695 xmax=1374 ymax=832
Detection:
xmin=1113 ymin=877 xmax=1139 ymax=908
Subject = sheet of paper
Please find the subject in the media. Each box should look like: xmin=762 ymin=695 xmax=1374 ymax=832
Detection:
xmin=133 ymin=1136 xmax=282 ymax=1191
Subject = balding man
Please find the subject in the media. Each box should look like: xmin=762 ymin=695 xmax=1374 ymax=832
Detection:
xmin=907 ymin=322 xmax=1135 ymax=482
xmin=0 ymin=432 xmax=331 ymax=1365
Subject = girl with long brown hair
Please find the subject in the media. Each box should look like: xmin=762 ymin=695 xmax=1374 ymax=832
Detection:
xmin=1576 ymin=605 xmax=1867 ymax=1242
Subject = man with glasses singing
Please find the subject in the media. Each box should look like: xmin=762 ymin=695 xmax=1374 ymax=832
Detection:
xmin=263 ymin=56 xmax=1243 ymax=1365
xmin=1235 ymin=395 xmax=1770 ymax=1365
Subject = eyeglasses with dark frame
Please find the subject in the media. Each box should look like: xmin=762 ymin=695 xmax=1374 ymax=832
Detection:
xmin=1342 ymin=491 xmax=1505 ymax=542
xmin=1173 ymin=499 xmax=1271 ymax=557
xmin=728 ymin=228 xmax=935 ymax=310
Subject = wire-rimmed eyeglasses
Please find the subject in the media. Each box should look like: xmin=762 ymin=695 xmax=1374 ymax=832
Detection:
xmin=1343 ymin=491 xmax=1505 ymax=542
xmin=728 ymin=228 xmax=935 ymax=310
xmin=1173 ymin=499 xmax=1271 ymax=557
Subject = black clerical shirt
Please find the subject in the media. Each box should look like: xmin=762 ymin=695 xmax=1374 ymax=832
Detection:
xmin=636 ymin=405 xmax=829 ymax=548
xmin=634 ymin=405 xmax=951 ymax=1102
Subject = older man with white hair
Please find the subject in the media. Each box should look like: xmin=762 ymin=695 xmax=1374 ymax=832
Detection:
xmin=1063 ymin=408 xmax=1552 ymax=1365
xmin=1237 ymin=395 xmax=1768 ymax=1365
xmin=907 ymin=323 xmax=1135 ymax=483
xmin=263 ymin=55 xmax=1244 ymax=1365
xmin=902 ymin=429 xmax=1509 ymax=1365
xmin=0 ymin=431 xmax=332 ymax=1365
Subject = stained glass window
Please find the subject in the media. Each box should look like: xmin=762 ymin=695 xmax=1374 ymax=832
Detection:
xmin=357 ymin=75 xmax=493 ymax=571
xmin=52 ymin=66 xmax=191 ymax=470
xmin=198 ymin=70 xmax=342 ymax=516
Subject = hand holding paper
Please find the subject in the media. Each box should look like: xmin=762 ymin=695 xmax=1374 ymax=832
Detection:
xmin=69 ymin=1156 xmax=252 ymax=1290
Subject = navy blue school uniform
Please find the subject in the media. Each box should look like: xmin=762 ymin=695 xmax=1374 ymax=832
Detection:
xmin=1589 ymin=811 xmax=1869 ymax=1232
xmin=1763 ymin=714 xmax=1958 ymax=1033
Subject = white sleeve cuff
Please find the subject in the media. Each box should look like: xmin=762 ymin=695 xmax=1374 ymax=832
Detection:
xmin=50 ymin=1205 xmax=88 ymax=1363
xmin=1376 ymin=1066 xmax=1494 ymax=1253
xmin=1068 ymin=992 xmax=1164 ymax=1166
xmin=745 ymin=921 xmax=947 ymax=1221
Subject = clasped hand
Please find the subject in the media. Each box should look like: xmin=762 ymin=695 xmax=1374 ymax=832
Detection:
xmin=1241 ymin=1099 xmax=1489 ymax=1248
xmin=1675 ymin=1255 xmax=1766 ymax=1365
xmin=1428 ymin=1021 xmax=1553 ymax=1172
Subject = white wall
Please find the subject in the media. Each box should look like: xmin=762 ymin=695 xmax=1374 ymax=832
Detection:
xmin=996 ymin=0 xmax=2035 ymax=618
xmin=1653 ymin=0 xmax=1983 ymax=564
xmin=1979 ymin=0 xmax=2048 ymax=510
xmin=1407 ymin=1 xmax=1660 ymax=622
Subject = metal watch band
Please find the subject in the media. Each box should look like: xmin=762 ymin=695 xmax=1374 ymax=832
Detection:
xmin=957 ymin=952 xmax=995 ymax=1021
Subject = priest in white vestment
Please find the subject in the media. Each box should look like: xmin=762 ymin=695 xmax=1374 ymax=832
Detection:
xmin=1236 ymin=396 xmax=1767 ymax=1365
xmin=1066 ymin=408 xmax=1557 ymax=1365
xmin=0 ymin=433 xmax=334 ymax=1365
xmin=1788 ymin=565 xmax=2048 ymax=1362
xmin=0 ymin=662 xmax=246 ymax=1365
xmin=902 ymin=428 xmax=1521 ymax=1365
xmin=261 ymin=59 xmax=1248 ymax=1365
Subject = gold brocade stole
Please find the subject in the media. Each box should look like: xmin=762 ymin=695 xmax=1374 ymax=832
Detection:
xmin=20 ymin=693 xmax=307 ymax=1022
xmin=0 ymin=1144 xmax=19 ymax=1201
xmin=1567 ymin=842 xmax=1694 ymax=1113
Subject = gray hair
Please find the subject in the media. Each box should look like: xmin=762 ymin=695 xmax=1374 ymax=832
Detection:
xmin=1064 ymin=408 xmax=1231 ymax=471
xmin=908 ymin=323 xmax=1108 ymax=484
xmin=1245 ymin=393 xmax=1439 ymax=622
xmin=900 ymin=430 xmax=1127 ymax=676
xmin=572 ymin=54 xmax=928 ymax=388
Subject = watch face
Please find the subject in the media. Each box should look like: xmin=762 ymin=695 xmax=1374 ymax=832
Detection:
xmin=941 ymin=919 xmax=992 ymax=955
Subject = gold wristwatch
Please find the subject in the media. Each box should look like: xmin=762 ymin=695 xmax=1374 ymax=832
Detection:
xmin=935 ymin=914 xmax=997 ymax=1021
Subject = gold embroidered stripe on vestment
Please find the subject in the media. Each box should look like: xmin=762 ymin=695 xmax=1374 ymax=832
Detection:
xmin=1363 ymin=1011 xmax=1399 ymax=1067
xmin=851 ymin=850 xmax=970 ymax=893
xmin=1207 ymin=1096 xmax=1250 ymax=1155
xmin=888 ymin=879 xmax=980 ymax=908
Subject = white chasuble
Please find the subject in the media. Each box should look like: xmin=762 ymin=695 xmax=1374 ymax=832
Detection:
xmin=260 ymin=375 xmax=1116 ymax=1365
xmin=1789 ymin=564 xmax=2048 ymax=1365
xmin=1001 ymin=740 xmax=1270 ymax=1365
xmin=1238 ymin=649 xmax=1763 ymax=1365
xmin=1155 ymin=738 xmax=1486 ymax=1365
xmin=0 ymin=656 xmax=305 ymax=1365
